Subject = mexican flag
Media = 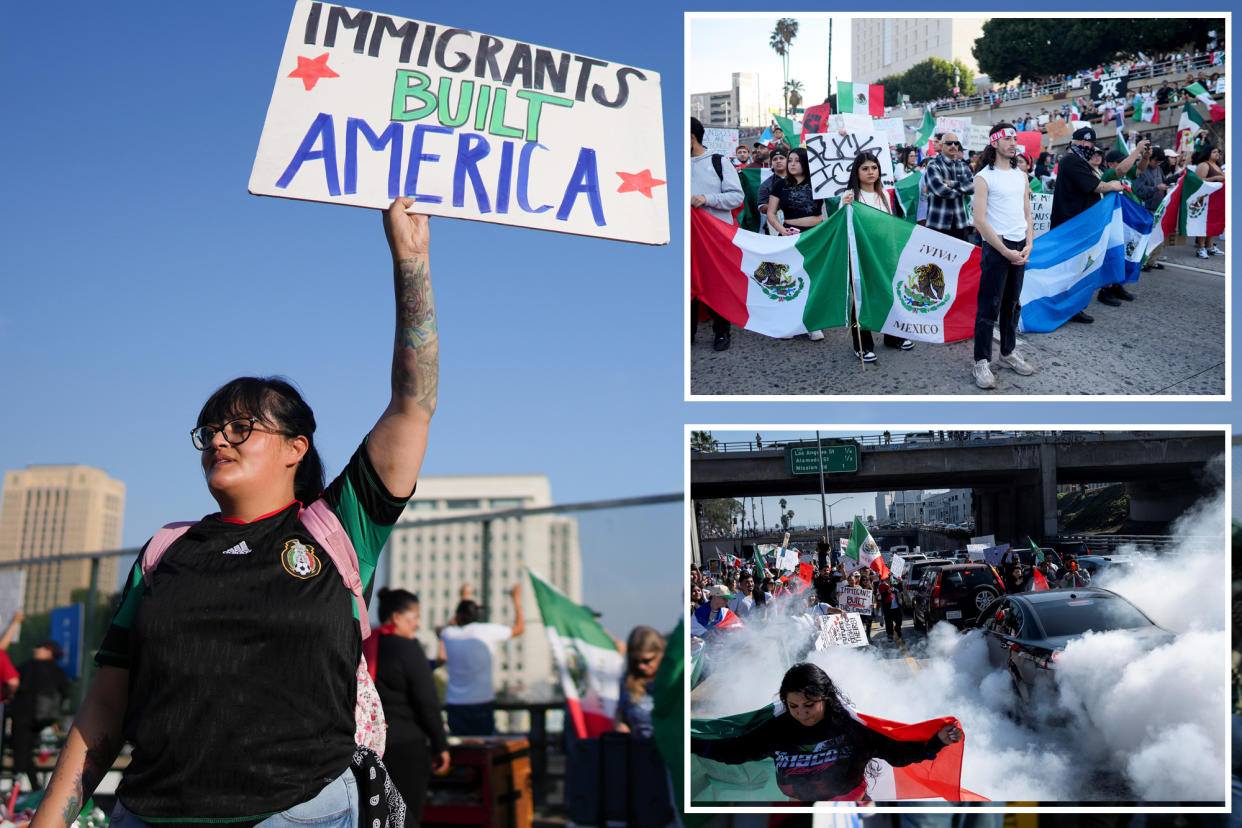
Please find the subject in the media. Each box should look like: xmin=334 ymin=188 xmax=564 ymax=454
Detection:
xmin=773 ymin=114 xmax=801 ymax=147
xmin=1177 ymin=171 xmax=1225 ymax=237
xmin=914 ymin=109 xmax=936 ymax=152
xmin=894 ymin=170 xmax=922 ymax=222
xmin=838 ymin=81 xmax=884 ymax=117
xmin=847 ymin=204 xmax=982 ymax=344
xmin=843 ymin=517 xmax=891 ymax=579
xmin=1185 ymin=82 xmax=1225 ymax=121
xmin=691 ymin=701 xmax=986 ymax=802
xmin=1141 ymin=97 xmax=1159 ymax=124
xmin=738 ymin=167 xmax=772 ymax=233
xmin=1028 ymin=537 xmax=1043 ymax=563
xmin=528 ymin=569 xmax=623 ymax=738
xmin=1177 ymin=101 xmax=1205 ymax=151
xmin=1032 ymin=568 xmax=1050 ymax=591
xmin=690 ymin=207 xmax=850 ymax=337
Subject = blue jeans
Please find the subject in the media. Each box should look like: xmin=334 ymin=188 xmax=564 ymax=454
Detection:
xmin=111 ymin=768 xmax=357 ymax=828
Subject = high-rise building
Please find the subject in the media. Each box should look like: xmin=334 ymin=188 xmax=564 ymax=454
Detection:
xmin=874 ymin=492 xmax=893 ymax=523
xmin=385 ymin=475 xmax=580 ymax=702
xmin=0 ymin=465 xmax=124 ymax=613
xmin=890 ymin=490 xmax=923 ymax=523
xmin=690 ymin=72 xmax=761 ymax=127
xmin=921 ymin=489 xmax=973 ymax=524
xmin=851 ymin=18 xmax=986 ymax=87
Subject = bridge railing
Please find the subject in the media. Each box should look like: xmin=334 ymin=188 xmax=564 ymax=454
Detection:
xmin=693 ymin=430 xmax=1152 ymax=454
xmin=1054 ymin=534 xmax=1218 ymax=555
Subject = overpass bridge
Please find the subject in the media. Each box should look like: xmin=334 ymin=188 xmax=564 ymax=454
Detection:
xmin=691 ymin=431 xmax=1223 ymax=544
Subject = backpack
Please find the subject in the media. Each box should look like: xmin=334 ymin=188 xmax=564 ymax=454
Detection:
xmin=141 ymin=499 xmax=385 ymax=755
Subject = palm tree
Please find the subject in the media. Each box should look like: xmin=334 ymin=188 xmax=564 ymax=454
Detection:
xmin=691 ymin=430 xmax=718 ymax=453
xmin=784 ymin=79 xmax=804 ymax=113
xmin=770 ymin=18 xmax=799 ymax=117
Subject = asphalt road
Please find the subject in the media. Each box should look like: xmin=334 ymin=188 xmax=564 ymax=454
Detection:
xmin=690 ymin=240 xmax=1226 ymax=396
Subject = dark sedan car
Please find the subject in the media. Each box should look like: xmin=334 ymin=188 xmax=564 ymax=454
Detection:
xmin=973 ymin=587 xmax=1174 ymax=702
xmin=912 ymin=563 xmax=1006 ymax=630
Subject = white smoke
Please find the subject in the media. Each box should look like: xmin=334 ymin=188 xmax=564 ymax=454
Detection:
xmin=689 ymin=486 xmax=1229 ymax=803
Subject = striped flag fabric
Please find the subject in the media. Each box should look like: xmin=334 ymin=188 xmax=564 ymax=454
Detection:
xmin=528 ymin=568 xmax=624 ymax=738
xmin=691 ymin=701 xmax=986 ymax=802
xmin=690 ymin=207 xmax=850 ymax=337
xmin=838 ymin=81 xmax=885 ymax=117
xmin=1144 ymin=170 xmax=1225 ymax=258
xmin=894 ymin=170 xmax=922 ymax=222
xmin=843 ymin=517 xmax=892 ymax=579
xmin=848 ymin=204 xmax=982 ymax=344
xmin=914 ymin=109 xmax=936 ymax=151
xmin=1032 ymin=569 xmax=1051 ymax=591
xmin=737 ymin=167 xmax=772 ymax=233
xmin=1177 ymin=101 xmax=1206 ymax=151
xmin=773 ymin=114 xmax=801 ymax=147
xmin=1019 ymin=193 xmax=1152 ymax=332
xmin=1185 ymin=82 xmax=1225 ymax=120
xmin=1141 ymin=96 xmax=1159 ymax=124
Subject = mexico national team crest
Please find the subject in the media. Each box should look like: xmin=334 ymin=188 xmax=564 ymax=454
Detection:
xmin=281 ymin=537 xmax=322 ymax=579
xmin=897 ymin=263 xmax=951 ymax=313
xmin=752 ymin=262 xmax=805 ymax=302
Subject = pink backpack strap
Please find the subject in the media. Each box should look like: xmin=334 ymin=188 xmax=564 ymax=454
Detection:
xmin=140 ymin=523 xmax=196 ymax=583
xmin=300 ymin=499 xmax=370 ymax=639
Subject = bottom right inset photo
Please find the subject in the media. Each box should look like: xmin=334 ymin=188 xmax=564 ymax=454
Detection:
xmin=686 ymin=427 xmax=1230 ymax=813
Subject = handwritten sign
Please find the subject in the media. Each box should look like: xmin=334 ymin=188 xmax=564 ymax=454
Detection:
xmin=778 ymin=548 xmax=799 ymax=572
xmin=801 ymin=102 xmax=834 ymax=137
xmin=805 ymin=130 xmax=894 ymax=200
xmin=983 ymin=543 xmax=1011 ymax=567
xmin=1031 ymin=192 xmax=1053 ymax=237
xmin=964 ymin=124 xmax=991 ymax=153
xmin=934 ymin=116 xmax=969 ymax=139
xmin=251 ymin=1 xmax=668 ymax=244
xmin=837 ymin=585 xmax=874 ymax=614
xmin=813 ymin=613 xmax=868 ymax=649
xmin=890 ymin=553 xmax=906 ymax=578
xmin=1017 ymin=131 xmax=1043 ymax=163
xmin=875 ymin=117 xmax=907 ymax=150
xmin=703 ymin=128 xmax=739 ymax=158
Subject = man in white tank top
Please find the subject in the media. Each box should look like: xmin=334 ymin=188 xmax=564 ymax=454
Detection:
xmin=970 ymin=123 xmax=1036 ymax=390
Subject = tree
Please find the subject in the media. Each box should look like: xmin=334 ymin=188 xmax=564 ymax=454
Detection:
xmin=700 ymin=499 xmax=744 ymax=536
xmin=901 ymin=57 xmax=974 ymax=105
xmin=877 ymin=74 xmax=905 ymax=108
xmin=782 ymin=509 xmax=795 ymax=531
xmin=690 ymin=430 xmax=718 ymax=452
xmin=784 ymin=79 xmax=804 ymax=113
xmin=770 ymin=18 xmax=799 ymax=116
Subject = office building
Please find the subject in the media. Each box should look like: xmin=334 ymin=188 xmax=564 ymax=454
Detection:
xmin=851 ymin=18 xmax=986 ymax=86
xmin=690 ymin=72 xmax=760 ymax=127
xmin=921 ymin=489 xmax=973 ymax=525
xmin=0 ymin=465 xmax=124 ymax=613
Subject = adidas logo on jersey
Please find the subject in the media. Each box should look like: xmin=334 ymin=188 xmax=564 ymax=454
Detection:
xmin=221 ymin=540 xmax=253 ymax=556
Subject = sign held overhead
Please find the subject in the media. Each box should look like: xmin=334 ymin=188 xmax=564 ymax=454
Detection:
xmin=251 ymin=1 xmax=669 ymax=244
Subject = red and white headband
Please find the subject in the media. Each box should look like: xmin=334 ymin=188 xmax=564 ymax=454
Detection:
xmin=989 ymin=126 xmax=1017 ymax=144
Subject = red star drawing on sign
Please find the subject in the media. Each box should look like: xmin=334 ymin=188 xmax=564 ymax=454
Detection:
xmin=288 ymin=53 xmax=339 ymax=91
xmin=616 ymin=169 xmax=666 ymax=198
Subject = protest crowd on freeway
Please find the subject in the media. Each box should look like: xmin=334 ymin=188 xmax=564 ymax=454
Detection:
xmin=690 ymin=40 xmax=1226 ymax=391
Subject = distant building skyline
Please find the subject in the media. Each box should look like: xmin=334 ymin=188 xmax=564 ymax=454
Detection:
xmin=851 ymin=18 xmax=986 ymax=87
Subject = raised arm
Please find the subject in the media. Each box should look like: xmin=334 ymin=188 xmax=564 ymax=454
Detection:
xmin=32 ymin=666 xmax=128 ymax=828
xmin=509 ymin=583 xmax=526 ymax=638
xmin=0 ymin=610 xmax=23 ymax=651
xmin=369 ymin=198 xmax=438 ymax=498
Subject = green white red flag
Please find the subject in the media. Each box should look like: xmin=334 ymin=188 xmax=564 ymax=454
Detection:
xmin=528 ymin=568 xmax=624 ymax=738
xmin=848 ymin=204 xmax=982 ymax=343
xmin=1146 ymin=170 xmax=1225 ymax=257
xmin=844 ymin=517 xmax=891 ymax=579
xmin=894 ymin=170 xmax=922 ymax=223
xmin=1185 ymin=82 xmax=1225 ymax=121
xmin=1177 ymin=102 xmax=1206 ymax=152
xmin=838 ymin=81 xmax=885 ymax=117
xmin=690 ymin=207 xmax=850 ymax=337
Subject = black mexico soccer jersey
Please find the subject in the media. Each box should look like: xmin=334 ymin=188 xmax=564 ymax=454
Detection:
xmin=97 ymin=440 xmax=409 ymax=826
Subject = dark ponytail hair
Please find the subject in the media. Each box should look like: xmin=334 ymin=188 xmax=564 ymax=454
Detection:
xmin=975 ymin=122 xmax=1016 ymax=172
xmin=378 ymin=587 xmax=419 ymax=623
xmin=197 ymin=376 xmax=325 ymax=504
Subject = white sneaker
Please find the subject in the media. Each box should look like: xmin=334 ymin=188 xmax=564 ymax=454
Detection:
xmin=1197 ymin=248 xmax=1209 ymax=258
xmin=1207 ymin=245 xmax=1224 ymax=256
xmin=973 ymin=359 xmax=997 ymax=389
xmin=998 ymin=351 xmax=1036 ymax=376
xmin=808 ymin=329 xmax=825 ymax=341
xmin=900 ymin=339 xmax=914 ymax=350
xmin=853 ymin=350 xmax=877 ymax=363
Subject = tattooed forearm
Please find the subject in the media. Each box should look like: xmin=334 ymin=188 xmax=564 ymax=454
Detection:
xmin=392 ymin=256 xmax=439 ymax=413
xmin=60 ymin=796 xmax=80 ymax=827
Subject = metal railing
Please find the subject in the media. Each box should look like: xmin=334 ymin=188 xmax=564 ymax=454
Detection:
xmin=692 ymin=430 xmax=1150 ymax=454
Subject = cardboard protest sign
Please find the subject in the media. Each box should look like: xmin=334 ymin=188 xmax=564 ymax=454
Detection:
xmin=837 ymin=585 xmax=874 ymax=615
xmin=890 ymin=553 xmax=906 ymax=578
xmin=703 ymin=128 xmax=739 ymax=158
xmin=251 ymin=1 xmax=668 ymax=244
xmin=813 ymin=613 xmax=868 ymax=649
xmin=1031 ymin=192 xmax=1054 ymax=237
xmin=934 ymin=116 xmax=969 ymax=139
xmin=800 ymin=102 xmax=834 ymax=138
xmin=966 ymin=543 xmax=987 ymax=562
xmin=1046 ymin=119 xmax=1071 ymax=140
xmin=805 ymin=130 xmax=895 ymax=200
xmin=778 ymin=548 xmax=799 ymax=571
xmin=964 ymin=123 xmax=991 ymax=153
xmin=828 ymin=112 xmax=874 ymax=135
xmin=982 ymin=543 xmax=1011 ymax=567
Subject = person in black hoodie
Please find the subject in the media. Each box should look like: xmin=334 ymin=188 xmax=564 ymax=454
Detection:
xmin=369 ymin=589 xmax=450 ymax=828
xmin=691 ymin=662 xmax=961 ymax=802
xmin=11 ymin=639 xmax=69 ymax=792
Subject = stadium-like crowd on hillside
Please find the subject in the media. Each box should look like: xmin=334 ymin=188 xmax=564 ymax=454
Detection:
xmin=690 ymin=48 xmax=1225 ymax=389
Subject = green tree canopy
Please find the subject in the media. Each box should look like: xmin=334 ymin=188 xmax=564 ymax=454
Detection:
xmin=700 ymin=499 xmax=744 ymax=536
xmin=901 ymin=57 xmax=974 ymax=104
xmin=877 ymin=74 xmax=905 ymax=108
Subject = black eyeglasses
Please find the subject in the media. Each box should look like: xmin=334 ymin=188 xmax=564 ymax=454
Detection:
xmin=191 ymin=417 xmax=287 ymax=451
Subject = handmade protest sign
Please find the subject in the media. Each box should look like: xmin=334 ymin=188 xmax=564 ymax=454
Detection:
xmin=837 ymin=585 xmax=874 ymax=615
xmin=251 ymin=1 xmax=668 ymax=244
xmin=805 ymin=130 xmax=894 ymax=199
xmin=1045 ymin=119 xmax=1071 ymax=140
xmin=982 ymin=543 xmax=1011 ymax=567
xmin=934 ymin=116 xmax=969 ymax=139
xmin=813 ymin=613 xmax=868 ymax=649
xmin=890 ymin=553 xmax=906 ymax=578
xmin=778 ymin=548 xmax=799 ymax=571
xmin=801 ymin=103 xmax=834 ymax=137
xmin=1016 ymin=131 xmax=1043 ymax=163
xmin=964 ymin=123 xmax=990 ymax=153
xmin=875 ymin=117 xmax=907 ymax=150
xmin=1031 ymin=193 xmax=1053 ymax=237
xmin=703 ymin=128 xmax=739 ymax=158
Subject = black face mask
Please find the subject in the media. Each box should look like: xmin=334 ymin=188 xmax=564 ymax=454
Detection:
xmin=1071 ymin=143 xmax=1095 ymax=163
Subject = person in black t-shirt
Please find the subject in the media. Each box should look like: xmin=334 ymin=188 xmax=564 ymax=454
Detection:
xmin=10 ymin=640 xmax=70 ymax=792
xmin=35 ymin=198 xmax=440 ymax=828
xmin=692 ymin=662 xmax=962 ymax=802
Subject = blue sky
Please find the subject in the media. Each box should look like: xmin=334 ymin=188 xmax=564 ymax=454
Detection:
xmin=0 ymin=1 xmax=1236 ymax=643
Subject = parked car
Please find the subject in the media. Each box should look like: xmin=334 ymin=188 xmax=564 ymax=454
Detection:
xmin=1054 ymin=541 xmax=1092 ymax=560
xmin=901 ymin=558 xmax=955 ymax=612
xmin=912 ymin=563 xmax=1006 ymax=631
xmin=1074 ymin=555 xmax=1140 ymax=582
xmin=972 ymin=587 xmax=1174 ymax=702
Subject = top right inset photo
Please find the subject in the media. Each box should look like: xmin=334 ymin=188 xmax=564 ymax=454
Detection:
xmin=688 ymin=14 xmax=1229 ymax=399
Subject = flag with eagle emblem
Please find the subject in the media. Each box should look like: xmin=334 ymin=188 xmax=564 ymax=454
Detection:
xmin=843 ymin=517 xmax=891 ymax=579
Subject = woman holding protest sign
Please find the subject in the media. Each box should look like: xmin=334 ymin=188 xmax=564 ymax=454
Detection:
xmin=32 ymin=198 xmax=438 ymax=828
xmin=839 ymin=152 xmax=914 ymax=360
xmin=690 ymin=662 xmax=963 ymax=802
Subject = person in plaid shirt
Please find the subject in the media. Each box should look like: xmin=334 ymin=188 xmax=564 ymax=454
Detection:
xmin=923 ymin=132 xmax=976 ymax=241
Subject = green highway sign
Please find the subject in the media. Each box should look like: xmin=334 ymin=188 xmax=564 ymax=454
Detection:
xmin=785 ymin=442 xmax=859 ymax=475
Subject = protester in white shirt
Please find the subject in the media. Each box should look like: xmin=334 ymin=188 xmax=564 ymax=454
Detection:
xmin=438 ymin=582 xmax=526 ymax=736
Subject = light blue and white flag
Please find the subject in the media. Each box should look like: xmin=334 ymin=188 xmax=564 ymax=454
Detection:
xmin=1019 ymin=194 xmax=1152 ymax=332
